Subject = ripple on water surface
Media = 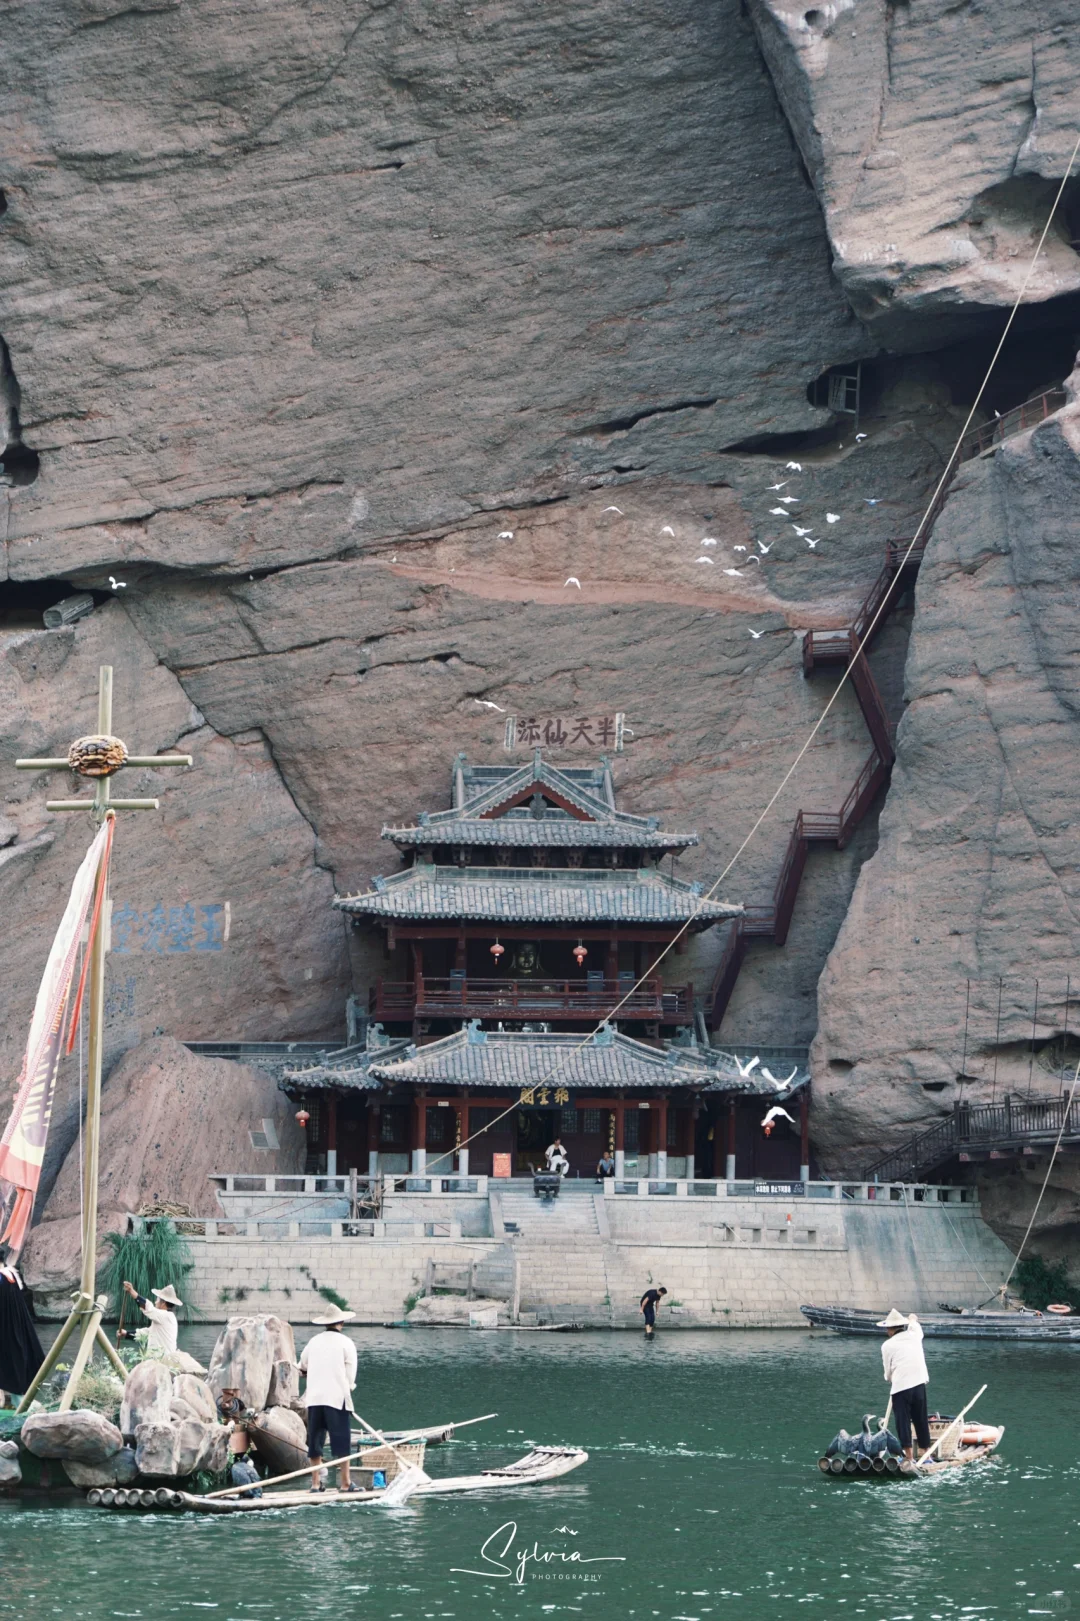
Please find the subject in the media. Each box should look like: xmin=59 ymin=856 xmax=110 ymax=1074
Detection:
xmin=3 ymin=1327 xmax=1078 ymax=1620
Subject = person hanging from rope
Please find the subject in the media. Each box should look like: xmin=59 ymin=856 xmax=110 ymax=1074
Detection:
xmin=121 ymin=1280 xmax=181 ymax=1356
xmin=877 ymin=1308 xmax=932 ymax=1469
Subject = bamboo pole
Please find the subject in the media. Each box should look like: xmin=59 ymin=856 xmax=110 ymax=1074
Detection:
xmin=15 ymin=1295 xmax=84 ymax=1412
xmin=202 ymin=1442 xmax=394 ymax=1500
xmin=916 ymin=1384 xmax=987 ymax=1467
xmin=57 ymin=1304 xmax=104 ymax=1412
xmin=95 ymin=1323 xmax=129 ymax=1379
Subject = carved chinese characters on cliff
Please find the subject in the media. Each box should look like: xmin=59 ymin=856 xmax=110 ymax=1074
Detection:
xmin=503 ymin=714 xmax=625 ymax=752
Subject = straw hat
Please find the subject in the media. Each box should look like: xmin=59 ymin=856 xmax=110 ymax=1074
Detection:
xmin=153 ymin=1284 xmax=183 ymax=1307
xmin=312 ymin=1306 xmax=356 ymax=1325
xmin=876 ymin=1307 xmax=908 ymax=1329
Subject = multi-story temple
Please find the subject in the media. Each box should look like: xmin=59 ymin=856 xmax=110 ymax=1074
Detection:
xmin=285 ymin=752 xmax=810 ymax=1183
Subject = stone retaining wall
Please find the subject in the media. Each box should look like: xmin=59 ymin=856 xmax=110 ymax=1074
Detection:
xmin=171 ymin=1192 xmax=1012 ymax=1327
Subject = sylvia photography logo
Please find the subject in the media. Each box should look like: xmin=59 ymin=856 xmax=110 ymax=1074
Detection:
xmin=452 ymin=1520 xmax=627 ymax=1585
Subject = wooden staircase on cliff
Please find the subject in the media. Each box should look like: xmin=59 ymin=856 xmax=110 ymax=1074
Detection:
xmin=863 ymin=1095 xmax=1080 ymax=1184
xmin=707 ymin=536 xmax=927 ymax=1031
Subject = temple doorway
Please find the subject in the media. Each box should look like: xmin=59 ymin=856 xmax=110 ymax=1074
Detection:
xmin=515 ymin=1107 xmax=560 ymax=1174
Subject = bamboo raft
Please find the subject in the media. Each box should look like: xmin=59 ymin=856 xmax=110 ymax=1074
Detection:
xmin=87 ymin=1446 xmax=588 ymax=1513
xmin=818 ymin=1404 xmax=1004 ymax=1480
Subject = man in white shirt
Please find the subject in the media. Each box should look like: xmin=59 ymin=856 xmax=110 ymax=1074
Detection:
xmin=299 ymin=1306 xmax=358 ymax=1492
xmin=878 ymin=1307 xmax=932 ymax=1465
xmin=121 ymin=1280 xmax=181 ymax=1356
xmin=545 ymin=1137 xmax=569 ymax=1175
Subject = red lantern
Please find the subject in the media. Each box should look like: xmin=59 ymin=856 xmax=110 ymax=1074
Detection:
xmin=490 ymin=939 xmax=505 ymax=963
xmin=573 ymin=941 xmax=587 ymax=966
xmin=295 ymin=1107 xmax=310 ymax=1128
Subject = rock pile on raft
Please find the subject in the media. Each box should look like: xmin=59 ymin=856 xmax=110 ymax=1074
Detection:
xmin=2 ymin=1313 xmax=305 ymax=1492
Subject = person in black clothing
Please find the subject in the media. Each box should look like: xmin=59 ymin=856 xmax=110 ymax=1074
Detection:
xmin=640 ymin=1285 xmax=667 ymax=1337
xmin=0 ymin=1265 xmax=44 ymax=1405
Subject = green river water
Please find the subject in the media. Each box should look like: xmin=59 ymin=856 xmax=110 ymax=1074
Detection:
xmin=2 ymin=1326 xmax=1077 ymax=1621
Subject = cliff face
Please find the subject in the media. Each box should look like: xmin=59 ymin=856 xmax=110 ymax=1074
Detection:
xmin=814 ymin=375 xmax=1080 ymax=1172
xmin=2 ymin=0 xmax=1080 ymax=1252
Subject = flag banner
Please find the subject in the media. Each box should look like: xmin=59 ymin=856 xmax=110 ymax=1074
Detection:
xmin=0 ymin=820 xmax=113 ymax=1257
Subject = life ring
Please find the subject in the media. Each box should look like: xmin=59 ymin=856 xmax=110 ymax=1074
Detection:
xmin=961 ymin=1424 xmax=1001 ymax=1447
xmin=1046 ymin=1302 xmax=1072 ymax=1315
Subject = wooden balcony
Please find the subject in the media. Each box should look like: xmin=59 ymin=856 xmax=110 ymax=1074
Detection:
xmin=369 ymin=975 xmax=693 ymax=1023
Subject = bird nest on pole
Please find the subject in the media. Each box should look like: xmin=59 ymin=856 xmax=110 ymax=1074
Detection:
xmin=67 ymin=734 xmax=129 ymax=777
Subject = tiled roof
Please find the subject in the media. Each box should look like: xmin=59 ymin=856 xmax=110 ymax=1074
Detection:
xmin=281 ymin=1033 xmax=412 ymax=1092
xmin=369 ymin=1025 xmax=792 ymax=1095
xmin=335 ymin=865 xmax=740 ymax=927
xmin=383 ymin=751 xmax=698 ymax=851
xmin=383 ymin=818 xmax=696 ymax=850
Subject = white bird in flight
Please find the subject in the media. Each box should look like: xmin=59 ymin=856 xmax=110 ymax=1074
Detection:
xmin=473 ymin=699 xmax=506 ymax=712
xmin=661 ymin=526 xmax=675 ymax=536
xmin=733 ymin=544 xmax=747 ymax=552
xmin=777 ymin=496 xmax=799 ymax=505
xmin=864 ymin=498 xmax=881 ymax=507
xmin=723 ymin=567 xmax=743 ymax=576
xmin=748 ymin=628 xmax=764 ymax=639
xmin=826 ymin=512 xmax=840 ymax=524
xmin=792 ymin=525 xmax=812 ymax=537
xmin=498 ymin=530 xmax=514 ymax=539
xmin=108 ymin=577 xmax=126 ymax=590
xmin=696 ymin=556 xmax=715 ymax=564
xmin=766 ymin=481 xmax=788 ymax=491
xmin=601 ymin=505 xmax=623 ymax=514
xmin=805 ymin=537 xmax=820 ymax=549
xmin=855 ymin=432 xmax=868 ymax=441
xmin=761 ymin=1105 xmax=797 ymax=1129
xmin=700 ymin=537 xmax=718 ymax=546
xmin=757 ymin=540 xmax=773 ymax=554
xmin=734 ymin=1054 xmax=760 ymax=1079
xmin=786 ymin=461 xmax=803 ymax=472
xmin=769 ymin=507 xmax=789 ymax=517
xmin=564 ymin=577 xmax=581 ymax=588
xmin=761 ymin=1066 xmax=798 ymax=1090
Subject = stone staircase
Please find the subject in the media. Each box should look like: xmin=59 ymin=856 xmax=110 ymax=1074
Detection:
xmin=495 ymin=1182 xmax=600 ymax=1240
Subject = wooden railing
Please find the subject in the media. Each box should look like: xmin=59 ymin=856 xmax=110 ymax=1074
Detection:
xmin=371 ymin=976 xmax=692 ymax=1021
xmin=864 ymin=1095 xmax=1080 ymax=1184
xmin=959 ymin=388 xmax=1067 ymax=462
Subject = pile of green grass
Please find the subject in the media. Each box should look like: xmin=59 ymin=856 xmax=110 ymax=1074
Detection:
xmin=100 ymin=1221 xmax=196 ymax=1320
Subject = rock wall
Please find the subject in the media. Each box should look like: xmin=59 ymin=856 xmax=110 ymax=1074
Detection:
xmin=814 ymin=373 xmax=1080 ymax=1173
xmin=2 ymin=0 xmax=1080 ymax=1261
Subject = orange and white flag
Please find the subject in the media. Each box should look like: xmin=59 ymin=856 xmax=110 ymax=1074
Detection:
xmin=0 ymin=819 xmax=114 ymax=1257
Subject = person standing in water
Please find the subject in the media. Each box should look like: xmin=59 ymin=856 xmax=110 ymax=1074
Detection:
xmin=640 ymin=1285 xmax=667 ymax=1338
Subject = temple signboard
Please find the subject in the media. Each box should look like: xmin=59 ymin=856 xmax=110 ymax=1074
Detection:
xmin=503 ymin=713 xmax=625 ymax=752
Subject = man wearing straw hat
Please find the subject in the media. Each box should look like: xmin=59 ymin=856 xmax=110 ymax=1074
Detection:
xmin=878 ymin=1308 xmax=932 ymax=1466
xmin=121 ymin=1280 xmax=182 ymax=1356
xmin=300 ymin=1305 xmax=359 ymax=1493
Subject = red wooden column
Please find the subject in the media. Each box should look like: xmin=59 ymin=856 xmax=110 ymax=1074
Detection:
xmin=726 ymin=1098 xmax=737 ymax=1181
xmin=366 ymin=1103 xmax=380 ymax=1179
xmin=414 ymin=1089 xmax=428 ymax=1174
xmin=614 ymin=1092 xmax=626 ymax=1177
xmin=606 ymin=935 xmax=618 ymax=985
xmin=800 ymin=1088 xmax=810 ymax=1183
xmin=326 ymin=1093 xmax=339 ymax=1178
xmin=411 ymin=941 xmax=424 ymax=1035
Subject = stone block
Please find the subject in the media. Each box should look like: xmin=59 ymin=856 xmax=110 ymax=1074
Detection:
xmin=63 ymin=1446 xmax=139 ymax=1488
xmin=121 ymin=1361 xmax=173 ymax=1440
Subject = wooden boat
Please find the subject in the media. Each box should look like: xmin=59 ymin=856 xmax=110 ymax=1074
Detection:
xmin=801 ymin=1302 xmax=1080 ymax=1341
xmin=817 ymin=1416 xmax=1004 ymax=1479
xmin=86 ymin=1445 xmax=589 ymax=1513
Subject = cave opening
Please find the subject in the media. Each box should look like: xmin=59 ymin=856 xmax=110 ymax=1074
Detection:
xmin=0 ymin=579 xmax=106 ymax=630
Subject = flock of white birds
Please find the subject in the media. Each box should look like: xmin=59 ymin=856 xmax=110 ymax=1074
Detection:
xmin=487 ymin=439 xmax=882 ymax=638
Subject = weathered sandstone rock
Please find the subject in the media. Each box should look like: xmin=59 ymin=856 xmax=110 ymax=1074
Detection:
xmin=814 ymin=372 xmax=1080 ymax=1183
xmin=133 ymin=1420 xmax=182 ymax=1479
xmin=22 ymin=1038 xmax=307 ymax=1312
xmin=119 ymin=1361 xmax=173 ymax=1442
xmin=0 ymin=1452 xmax=21 ymax=1488
xmin=208 ymin=1316 xmax=290 ymax=1412
xmin=173 ymin=1374 xmax=218 ymax=1425
xmin=247 ymin=1406 xmax=309 ymax=1477
xmin=746 ymin=0 xmax=1080 ymax=344
xmin=265 ymin=1359 xmax=301 ymax=1410
xmin=21 ymin=1409 xmax=123 ymax=1464
xmin=62 ymin=1447 xmax=138 ymax=1489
